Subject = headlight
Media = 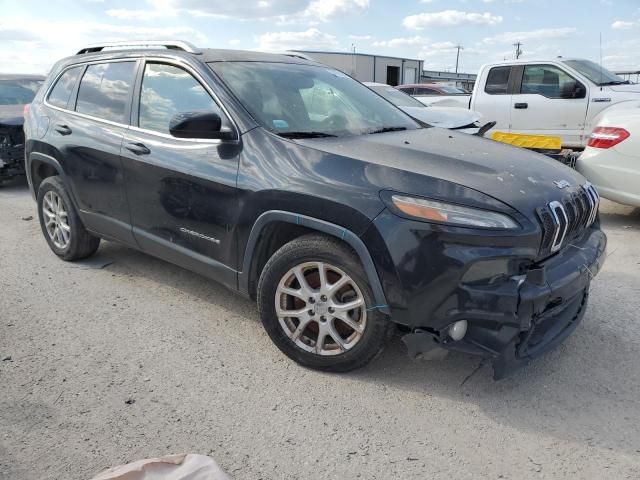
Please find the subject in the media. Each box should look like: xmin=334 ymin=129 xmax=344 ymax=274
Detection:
xmin=390 ymin=195 xmax=519 ymax=229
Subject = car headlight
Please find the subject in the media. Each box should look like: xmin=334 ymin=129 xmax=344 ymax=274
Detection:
xmin=390 ymin=195 xmax=519 ymax=229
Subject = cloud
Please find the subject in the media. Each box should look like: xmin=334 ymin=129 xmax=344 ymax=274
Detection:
xmin=372 ymin=36 xmax=429 ymax=48
xmin=482 ymin=27 xmax=577 ymax=45
xmin=403 ymin=10 xmax=502 ymax=29
xmin=348 ymin=34 xmax=373 ymax=40
xmin=105 ymin=8 xmax=175 ymax=20
xmin=154 ymin=0 xmax=369 ymax=22
xmin=612 ymin=20 xmax=635 ymax=29
xmin=256 ymin=28 xmax=338 ymax=51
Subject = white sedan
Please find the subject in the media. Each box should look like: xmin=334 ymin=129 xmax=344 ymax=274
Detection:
xmin=576 ymin=105 xmax=640 ymax=207
xmin=364 ymin=82 xmax=489 ymax=135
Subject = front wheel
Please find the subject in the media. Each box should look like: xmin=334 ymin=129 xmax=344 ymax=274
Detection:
xmin=257 ymin=234 xmax=391 ymax=372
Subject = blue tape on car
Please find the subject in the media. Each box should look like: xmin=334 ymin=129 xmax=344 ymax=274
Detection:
xmin=272 ymin=119 xmax=289 ymax=129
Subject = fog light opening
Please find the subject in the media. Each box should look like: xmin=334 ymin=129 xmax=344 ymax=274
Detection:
xmin=449 ymin=320 xmax=468 ymax=341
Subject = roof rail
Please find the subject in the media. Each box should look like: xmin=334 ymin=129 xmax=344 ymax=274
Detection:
xmin=76 ymin=40 xmax=200 ymax=55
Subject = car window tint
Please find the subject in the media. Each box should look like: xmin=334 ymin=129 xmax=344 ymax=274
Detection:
xmin=521 ymin=65 xmax=577 ymax=98
xmin=47 ymin=67 xmax=82 ymax=109
xmin=139 ymin=63 xmax=223 ymax=135
xmin=76 ymin=62 xmax=135 ymax=123
xmin=485 ymin=66 xmax=511 ymax=95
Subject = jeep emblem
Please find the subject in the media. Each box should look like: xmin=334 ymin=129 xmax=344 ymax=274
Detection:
xmin=554 ymin=180 xmax=571 ymax=189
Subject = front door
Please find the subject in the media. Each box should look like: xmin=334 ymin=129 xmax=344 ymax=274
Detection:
xmin=509 ymin=64 xmax=589 ymax=147
xmin=121 ymin=61 xmax=241 ymax=287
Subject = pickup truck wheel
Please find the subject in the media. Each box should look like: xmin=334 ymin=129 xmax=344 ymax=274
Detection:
xmin=258 ymin=234 xmax=390 ymax=372
xmin=37 ymin=176 xmax=100 ymax=261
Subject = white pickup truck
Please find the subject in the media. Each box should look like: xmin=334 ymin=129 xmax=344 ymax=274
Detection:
xmin=470 ymin=58 xmax=640 ymax=148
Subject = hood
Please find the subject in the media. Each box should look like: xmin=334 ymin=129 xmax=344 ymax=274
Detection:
xmin=608 ymin=84 xmax=640 ymax=94
xmin=0 ymin=104 xmax=25 ymax=126
xmin=401 ymin=105 xmax=482 ymax=129
xmin=297 ymin=128 xmax=586 ymax=217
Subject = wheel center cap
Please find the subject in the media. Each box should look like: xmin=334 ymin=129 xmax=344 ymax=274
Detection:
xmin=315 ymin=302 xmax=329 ymax=316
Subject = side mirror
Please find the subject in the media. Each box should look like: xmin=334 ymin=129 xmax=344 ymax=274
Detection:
xmin=169 ymin=111 xmax=234 ymax=140
xmin=561 ymin=81 xmax=586 ymax=99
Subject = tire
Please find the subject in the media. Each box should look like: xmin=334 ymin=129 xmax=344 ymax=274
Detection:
xmin=37 ymin=176 xmax=100 ymax=261
xmin=258 ymin=233 xmax=391 ymax=372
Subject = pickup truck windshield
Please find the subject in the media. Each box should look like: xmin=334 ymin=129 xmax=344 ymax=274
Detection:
xmin=210 ymin=62 xmax=420 ymax=138
xmin=0 ymin=79 xmax=42 ymax=105
xmin=563 ymin=60 xmax=629 ymax=86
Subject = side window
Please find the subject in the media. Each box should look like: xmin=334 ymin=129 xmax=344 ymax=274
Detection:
xmin=398 ymin=87 xmax=415 ymax=95
xmin=139 ymin=63 xmax=225 ymax=135
xmin=520 ymin=65 xmax=580 ymax=99
xmin=47 ymin=66 xmax=82 ymax=109
xmin=76 ymin=62 xmax=136 ymax=123
xmin=485 ymin=66 xmax=511 ymax=95
xmin=415 ymin=87 xmax=438 ymax=95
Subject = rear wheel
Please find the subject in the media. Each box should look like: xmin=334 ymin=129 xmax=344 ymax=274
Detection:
xmin=258 ymin=234 xmax=390 ymax=372
xmin=37 ymin=176 xmax=100 ymax=261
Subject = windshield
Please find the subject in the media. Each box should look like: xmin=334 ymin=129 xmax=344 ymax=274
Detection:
xmin=0 ymin=79 xmax=43 ymax=105
xmin=210 ymin=62 xmax=420 ymax=138
xmin=368 ymin=85 xmax=426 ymax=108
xmin=563 ymin=59 xmax=629 ymax=86
xmin=438 ymin=86 xmax=468 ymax=94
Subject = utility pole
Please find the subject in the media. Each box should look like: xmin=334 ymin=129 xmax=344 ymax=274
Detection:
xmin=455 ymin=44 xmax=463 ymax=73
xmin=513 ymin=42 xmax=523 ymax=59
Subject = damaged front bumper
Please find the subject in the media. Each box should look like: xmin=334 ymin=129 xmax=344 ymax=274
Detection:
xmin=402 ymin=226 xmax=607 ymax=379
xmin=0 ymin=126 xmax=26 ymax=180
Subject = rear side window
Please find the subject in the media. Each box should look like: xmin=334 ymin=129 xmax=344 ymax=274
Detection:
xmin=415 ymin=87 xmax=438 ymax=95
xmin=76 ymin=62 xmax=136 ymax=123
xmin=138 ymin=62 xmax=224 ymax=135
xmin=485 ymin=66 xmax=511 ymax=95
xmin=397 ymin=87 xmax=415 ymax=95
xmin=47 ymin=67 xmax=82 ymax=109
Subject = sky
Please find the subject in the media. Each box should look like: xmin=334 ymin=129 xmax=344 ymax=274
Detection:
xmin=1 ymin=0 xmax=640 ymax=75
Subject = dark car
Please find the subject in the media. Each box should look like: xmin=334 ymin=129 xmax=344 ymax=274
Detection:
xmin=0 ymin=74 xmax=45 ymax=182
xmin=24 ymin=41 xmax=606 ymax=379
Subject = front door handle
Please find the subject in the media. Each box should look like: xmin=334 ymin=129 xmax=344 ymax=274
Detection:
xmin=514 ymin=102 xmax=528 ymax=109
xmin=125 ymin=142 xmax=150 ymax=155
xmin=54 ymin=124 xmax=72 ymax=135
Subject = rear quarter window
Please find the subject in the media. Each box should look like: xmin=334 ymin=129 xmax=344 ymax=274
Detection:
xmin=47 ymin=67 xmax=83 ymax=109
xmin=485 ymin=66 xmax=511 ymax=95
xmin=75 ymin=62 xmax=136 ymax=123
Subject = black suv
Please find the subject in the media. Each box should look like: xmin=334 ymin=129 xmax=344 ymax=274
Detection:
xmin=25 ymin=41 xmax=606 ymax=379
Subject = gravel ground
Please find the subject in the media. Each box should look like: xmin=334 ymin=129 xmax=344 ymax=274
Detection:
xmin=1 ymin=178 xmax=640 ymax=480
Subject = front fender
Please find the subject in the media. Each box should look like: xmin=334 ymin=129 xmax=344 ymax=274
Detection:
xmin=238 ymin=210 xmax=390 ymax=315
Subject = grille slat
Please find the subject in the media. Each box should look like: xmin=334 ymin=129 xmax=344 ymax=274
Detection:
xmin=537 ymin=183 xmax=599 ymax=256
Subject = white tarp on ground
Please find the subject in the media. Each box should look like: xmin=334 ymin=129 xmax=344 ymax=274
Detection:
xmin=91 ymin=454 xmax=231 ymax=480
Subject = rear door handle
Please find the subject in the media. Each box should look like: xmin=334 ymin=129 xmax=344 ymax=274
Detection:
xmin=54 ymin=124 xmax=72 ymax=135
xmin=514 ymin=102 xmax=528 ymax=109
xmin=125 ymin=142 xmax=150 ymax=155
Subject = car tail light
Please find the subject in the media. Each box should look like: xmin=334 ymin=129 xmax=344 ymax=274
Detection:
xmin=23 ymin=103 xmax=30 ymax=118
xmin=588 ymin=127 xmax=630 ymax=149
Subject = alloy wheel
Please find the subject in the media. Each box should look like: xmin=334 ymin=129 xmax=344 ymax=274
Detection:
xmin=42 ymin=191 xmax=71 ymax=249
xmin=275 ymin=261 xmax=367 ymax=356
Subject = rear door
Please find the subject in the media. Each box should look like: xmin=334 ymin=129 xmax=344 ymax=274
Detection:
xmin=121 ymin=60 xmax=241 ymax=287
xmin=509 ymin=64 xmax=589 ymax=146
xmin=44 ymin=60 xmax=137 ymax=244
xmin=471 ymin=65 xmax=514 ymax=131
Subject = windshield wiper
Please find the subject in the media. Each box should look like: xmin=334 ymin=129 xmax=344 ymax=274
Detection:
xmin=277 ymin=131 xmax=337 ymax=139
xmin=598 ymin=80 xmax=630 ymax=86
xmin=366 ymin=126 xmax=408 ymax=135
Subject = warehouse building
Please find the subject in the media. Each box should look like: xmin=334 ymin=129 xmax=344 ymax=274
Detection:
xmin=292 ymin=50 xmax=423 ymax=86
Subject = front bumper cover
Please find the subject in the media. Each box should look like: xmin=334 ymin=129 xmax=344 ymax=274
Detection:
xmin=402 ymin=226 xmax=607 ymax=379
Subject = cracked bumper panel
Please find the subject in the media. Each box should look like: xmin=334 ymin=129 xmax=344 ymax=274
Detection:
xmin=363 ymin=209 xmax=607 ymax=378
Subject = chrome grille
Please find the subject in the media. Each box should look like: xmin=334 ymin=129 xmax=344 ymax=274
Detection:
xmin=538 ymin=183 xmax=600 ymax=255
